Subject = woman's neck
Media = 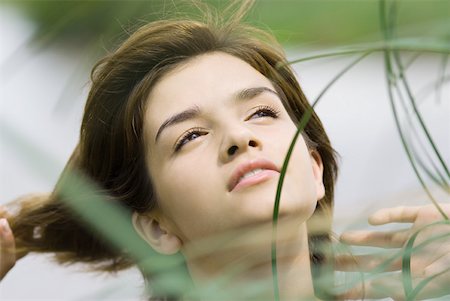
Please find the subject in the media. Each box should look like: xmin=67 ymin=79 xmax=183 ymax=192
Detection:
xmin=183 ymin=218 xmax=315 ymax=300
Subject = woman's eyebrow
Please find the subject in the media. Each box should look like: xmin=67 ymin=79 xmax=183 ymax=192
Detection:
xmin=155 ymin=106 xmax=201 ymax=142
xmin=235 ymin=86 xmax=279 ymax=101
xmin=154 ymin=86 xmax=279 ymax=143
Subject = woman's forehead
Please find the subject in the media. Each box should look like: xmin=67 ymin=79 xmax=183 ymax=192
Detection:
xmin=143 ymin=52 xmax=275 ymax=137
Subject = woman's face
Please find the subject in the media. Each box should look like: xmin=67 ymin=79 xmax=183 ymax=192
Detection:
xmin=143 ymin=52 xmax=324 ymax=244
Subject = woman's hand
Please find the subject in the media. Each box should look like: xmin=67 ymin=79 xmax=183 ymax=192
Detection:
xmin=0 ymin=206 xmax=17 ymax=281
xmin=0 ymin=219 xmax=16 ymax=281
xmin=337 ymin=203 xmax=450 ymax=300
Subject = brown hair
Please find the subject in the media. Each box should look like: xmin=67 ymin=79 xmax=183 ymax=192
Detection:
xmin=9 ymin=3 xmax=338 ymax=299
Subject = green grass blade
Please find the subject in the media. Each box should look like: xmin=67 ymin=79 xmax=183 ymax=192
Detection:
xmin=0 ymin=120 xmax=193 ymax=298
xmin=312 ymin=52 xmax=372 ymax=106
xmin=403 ymin=52 xmax=422 ymax=70
xmin=386 ymin=0 xmax=449 ymax=183
xmin=393 ymin=73 xmax=449 ymax=189
xmin=435 ymin=53 xmax=449 ymax=104
xmin=402 ymin=220 xmax=450 ymax=301
xmin=288 ymin=38 xmax=450 ymax=65
xmin=379 ymin=1 xmax=413 ymax=296
xmin=392 ymin=49 xmax=450 ymax=181
xmin=379 ymin=0 xmax=448 ymax=220
xmin=409 ymin=268 xmax=450 ymax=300
xmin=416 ymin=75 xmax=450 ymax=102
xmin=272 ymin=107 xmax=313 ymax=301
xmin=271 ymin=50 xmax=371 ymax=300
xmin=411 ymin=144 xmax=449 ymax=189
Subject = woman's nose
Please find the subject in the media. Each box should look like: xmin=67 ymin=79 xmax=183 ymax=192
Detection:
xmin=219 ymin=127 xmax=262 ymax=162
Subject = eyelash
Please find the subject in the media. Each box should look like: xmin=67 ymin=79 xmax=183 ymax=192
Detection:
xmin=174 ymin=127 xmax=207 ymax=152
xmin=247 ymin=105 xmax=280 ymax=120
xmin=174 ymin=105 xmax=280 ymax=152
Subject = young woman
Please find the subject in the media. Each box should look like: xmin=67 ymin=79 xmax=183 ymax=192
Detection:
xmin=1 ymin=4 xmax=449 ymax=300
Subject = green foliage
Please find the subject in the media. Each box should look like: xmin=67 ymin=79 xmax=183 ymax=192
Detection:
xmin=3 ymin=0 xmax=450 ymax=48
xmin=2 ymin=0 xmax=449 ymax=299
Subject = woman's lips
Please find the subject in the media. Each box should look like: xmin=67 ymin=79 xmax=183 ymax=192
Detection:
xmin=228 ymin=159 xmax=280 ymax=192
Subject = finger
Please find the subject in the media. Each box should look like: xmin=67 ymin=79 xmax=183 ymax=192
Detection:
xmin=0 ymin=218 xmax=16 ymax=280
xmin=369 ymin=206 xmax=421 ymax=225
xmin=337 ymin=272 xmax=405 ymax=300
xmin=338 ymin=269 xmax=450 ymax=300
xmin=425 ymin=252 xmax=450 ymax=277
xmin=340 ymin=229 xmax=410 ymax=248
xmin=335 ymin=253 xmax=401 ymax=272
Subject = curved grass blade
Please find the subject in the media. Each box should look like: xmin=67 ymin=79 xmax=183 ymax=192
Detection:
xmin=413 ymin=230 xmax=450 ymax=252
xmin=393 ymin=73 xmax=449 ymax=189
xmin=408 ymin=268 xmax=450 ymax=300
xmin=271 ymin=50 xmax=372 ymax=300
xmin=271 ymin=107 xmax=313 ymax=301
xmin=411 ymin=144 xmax=449 ymax=190
xmin=384 ymin=0 xmax=450 ymax=183
xmin=403 ymin=52 xmax=422 ymax=70
xmin=402 ymin=220 xmax=450 ymax=300
xmin=392 ymin=49 xmax=450 ymax=181
xmin=379 ymin=0 xmax=448 ymax=220
xmin=379 ymin=1 xmax=446 ymax=296
xmin=0 ymin=120 xmax=193 ymax=298
xmin=288 ymin=38 xmax=450 ymax=65
xmin=335 ymin=221 xmax=449 ymax=299
xmin=435 ymin=53 xmax=449 ymax=104
xmin=313 ymin=52 xmax=372 ymax=105
xmin=416 ymin=74 xmax=450 ymax=102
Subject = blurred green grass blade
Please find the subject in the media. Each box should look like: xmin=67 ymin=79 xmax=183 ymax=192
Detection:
xmin=402 ymin=220 xmax=450 ymax=300
xmin=271 ymin=106 xmax=313 ymax=301
xmin=393 ymin=73 xmax=449 ymax=189
xmin=2 ymin=2 xmax=151 ymax=81
xmin=413 ymin=231 xmax=450 ymax=252
xmin=56 ymin=172 xmax=181 ymax=270
xmin=311 ymin=51 xmax=372 ymax=106
xmin=29 ymin=2 xmax=94 ymax=51
xmin=271 ymin=50 xmax=372 ymax=300
xmin=1 ymin=120 xmax=193 ymax=298
xmin=416 ymin=75 xmax=450 ymax=102
xmin=338 ymin=222 xmax=450 ymax=299
xmin=410 ymin=268 xmax=450 ymax=300
xmin=57 ymin=175 xmax=194 ymax=297
xmin=2 ymin=1 xmax=449 ymax=299
xmin=403 ymin=52 xmax=422 ymax=70
xmin=392 ymin=49 xmax=450 ymax=181
xmin=0 ymin=2 xmax=90 ymax=77
xmin=386 ymin=0 xmax=450 ymax=183
xmin=342 ymin=221 xmax=449 ymax=280
xmin=53 ymin=4 xmax=153 ymax=113
xmin=52 ymin=41 xmax=102 ymax=114
xmin=379 ymin=2 xmax=439 ymax=296
xmin=411 ymin=144 xmax=449 ymax=189
xmin=288 ymin=38 xmax=450 ymax=64
xmin=388 ymin=0 xmax=397 ymax=37
xmin=435 ymin=53 xmax=449 ymax=104
xmin=379 ymin=0 xmax=448 ymax=220
xmin=9 ymin=0 xmax=450 ymax=47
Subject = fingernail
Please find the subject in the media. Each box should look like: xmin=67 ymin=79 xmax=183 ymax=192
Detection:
xmin=0 ymin=218 xmax=10 ymax=234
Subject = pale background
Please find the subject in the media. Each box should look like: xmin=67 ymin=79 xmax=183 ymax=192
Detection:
xmin=1 ymin=6 xmax=449 ymax=300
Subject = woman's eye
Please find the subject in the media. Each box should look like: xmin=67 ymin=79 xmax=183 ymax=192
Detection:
xmin=248 ymin=105 xmax=280 ymax=120
xmin=174 ymin=128 xmax=207 ymax=152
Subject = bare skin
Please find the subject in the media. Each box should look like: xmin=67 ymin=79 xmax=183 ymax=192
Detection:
xmin=338 ymin=204 xmax=450 ymax=300
xmin=1 ymin=203 xmax=449 ymax=300
xmin=135 ymin=52 xmax=323 ymax=300
xmin=0 ymin=216 xmax=15 ymax=281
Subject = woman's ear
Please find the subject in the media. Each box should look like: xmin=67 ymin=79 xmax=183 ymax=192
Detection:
xmin=132 ymin=211 xmax=182 ymax=255
xmin=310 ymin=149 xmax=325 ymax=200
